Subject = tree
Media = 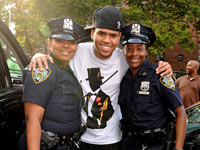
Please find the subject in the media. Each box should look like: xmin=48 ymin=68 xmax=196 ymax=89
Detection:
xmin=35 ymin=0 xmax=122 ymax=25
xmin=121 ymin=0 xmax=198 ymax=54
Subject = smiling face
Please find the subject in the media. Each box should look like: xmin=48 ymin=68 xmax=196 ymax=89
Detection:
xmin=48 ymin=38 xmax=77 ymax=66
xmin=186 ymin=61 xmax=195 ymax=75
xmin=185 ymin=60 xmax=199 ymax=76
xmin=124 ymin=43 xmax=147 ymax=75
xmin=91 ymin=28 xmax=121 ymax=60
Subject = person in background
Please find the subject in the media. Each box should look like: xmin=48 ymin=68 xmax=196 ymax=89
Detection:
xmin=23 ymin=17 xmax=84 ymax=150
xmin=118 ymin=23 xmax=187 ymax=150
xmin=27 ymin=6 xmax=173 ymax=150
xmin=176 ymin=60 xmax=200 ymax=108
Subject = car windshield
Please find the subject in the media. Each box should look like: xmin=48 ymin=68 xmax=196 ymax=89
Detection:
xmin=186 ymin=103 xmax=200 ymax=134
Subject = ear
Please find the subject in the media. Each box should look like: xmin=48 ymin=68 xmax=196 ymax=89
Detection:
xmin=122 ymin=45 xmax=126 ymax=55
xmin=46 ymin=38 xmax=52 ymax=50
xmin=145 ymin=48 xmax=148 ymax=57
xmin=91 ymin=28 xmax=95 ymax=40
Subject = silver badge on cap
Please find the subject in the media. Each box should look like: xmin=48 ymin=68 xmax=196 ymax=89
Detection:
xmin=139 ymin=81 xmax=150 ymax=95
xmin=63 ymin=18 xmax=73 ymax=31
xmin=131 ymin=23 xmax=140 ymax=35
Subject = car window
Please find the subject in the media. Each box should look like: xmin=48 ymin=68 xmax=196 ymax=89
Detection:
xmin=186 ymin=104 xmax=200 ymax=134
xmin=0 ymin=31 xmax=23 ymax=84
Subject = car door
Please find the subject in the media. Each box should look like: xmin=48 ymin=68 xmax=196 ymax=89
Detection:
xmin=0 ymin=19 xmax=29 ymax=148
xmin=184 ymin=102 xmax=200 ymax=150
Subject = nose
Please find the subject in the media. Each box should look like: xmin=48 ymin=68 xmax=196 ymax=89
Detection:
xmin=103 ymin=35 xmax=110 ymax=43
xmin=62 ymin=41 xmax=71 ymax=48
xmin=128 ymin=48 xmax=138 ymax=56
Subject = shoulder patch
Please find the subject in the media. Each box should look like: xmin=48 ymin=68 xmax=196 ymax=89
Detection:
xmin=32 ymin=67 xmax=52 ymax=84
xmin=160 ymin=75 xmax=175 ymax=90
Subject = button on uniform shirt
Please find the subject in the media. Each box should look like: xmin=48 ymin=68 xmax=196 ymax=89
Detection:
xmin=176 ymin=75 xmax=200 ymax=108
xmin=119 ymin=60 xmax=183 ymax=130
xmin=23 ymin=54 xmax=83 ymax=135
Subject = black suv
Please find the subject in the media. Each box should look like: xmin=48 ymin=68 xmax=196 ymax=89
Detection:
xmin=0 ymin=19 xmax=29 ymax=149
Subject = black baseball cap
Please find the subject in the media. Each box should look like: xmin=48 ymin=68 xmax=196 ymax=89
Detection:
xmin=47 ymin=17 xmax=84 ymax=41
xmin=121 ymin=23 xmax=156 ymax=47
xmin=85 ymin=6 xmax=122 ymax=31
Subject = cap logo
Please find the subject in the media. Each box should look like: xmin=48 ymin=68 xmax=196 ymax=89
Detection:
xmin=131 ymin=24 xmax=141 ymax=35
xmin=63 ymin=18 xmax=73 ymax=31
xmin=117 ymin=21 xmax=121 ymax=30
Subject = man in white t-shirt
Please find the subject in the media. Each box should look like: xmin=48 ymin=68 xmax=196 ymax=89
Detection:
xmin=29 ymin=6 xmax=173 ymax=150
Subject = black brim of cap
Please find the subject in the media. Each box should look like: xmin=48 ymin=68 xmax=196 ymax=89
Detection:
xmin=51 ymin=34 xmax=76 ymax=40
xmin=123 ymin=38 xmax=147 ymax=45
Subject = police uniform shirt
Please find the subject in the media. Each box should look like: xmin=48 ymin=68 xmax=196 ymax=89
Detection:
xmin=23 ymin=54 xmax=83 ymax=135
xmin=118 ymin=60 xmax=183 ymax=130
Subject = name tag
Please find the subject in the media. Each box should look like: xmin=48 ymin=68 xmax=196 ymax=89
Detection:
xmin=138 ymin=91 xmax=149 ymax=95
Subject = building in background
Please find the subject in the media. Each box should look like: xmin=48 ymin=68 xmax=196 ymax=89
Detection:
xmin=149 ymin=23 xmax=200 ymax=78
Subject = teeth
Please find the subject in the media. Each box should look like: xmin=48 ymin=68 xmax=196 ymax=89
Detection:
xmin=60 ymin=50 xmax=71 ymax=54
xmin=101 ymin=46 xmax=110 ymax=50
xmin=131 ymin=59 xmax=139 ymax=63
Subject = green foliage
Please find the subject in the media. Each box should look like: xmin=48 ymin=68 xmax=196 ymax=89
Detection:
xmin=121 ymin=0 xmax=198 ymax=54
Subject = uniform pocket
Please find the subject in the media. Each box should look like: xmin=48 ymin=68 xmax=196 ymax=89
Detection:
xmin=58 ymin=80 xmax=80 ymax=114
xmin=61 ymin=80 xmax=79 ymax=95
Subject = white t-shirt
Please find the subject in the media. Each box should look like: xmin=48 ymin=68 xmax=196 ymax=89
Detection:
xmin=70 ymin=42 xmax=128 ymax=145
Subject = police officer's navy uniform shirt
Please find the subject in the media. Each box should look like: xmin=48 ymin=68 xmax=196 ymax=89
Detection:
xmin=119 ymin=60 xmax=183 ymax=131
xmin=23 ymin=53 xmax=83 ymax=135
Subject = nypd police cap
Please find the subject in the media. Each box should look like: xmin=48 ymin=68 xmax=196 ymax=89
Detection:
xmin=85 ymin=6 xmax=122 ymax=31
xmin=47 ymin=17 xmax=84 ymax=41
xmin=121 ymin=23 xmax=156 ymax=47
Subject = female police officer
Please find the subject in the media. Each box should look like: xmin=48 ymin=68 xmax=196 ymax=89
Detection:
xmin=118 ymin=23 xmax=187 ymax=150
xmin=23 ymin=17 xmax=84 ymax=150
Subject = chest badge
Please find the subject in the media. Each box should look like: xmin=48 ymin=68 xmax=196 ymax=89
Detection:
xmin=32 ymin=67 xmax=51 ymax=84
xmin=139 ymin=81 xmax=150 ymax=95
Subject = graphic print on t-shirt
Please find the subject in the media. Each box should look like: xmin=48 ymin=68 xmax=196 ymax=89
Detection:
xmin=83 ymin=68 xmax=117 ymax=129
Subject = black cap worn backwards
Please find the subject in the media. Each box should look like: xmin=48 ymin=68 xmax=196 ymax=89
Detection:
xmin=47 ymin=17 xmax=85 ymax=41
xmin=121 ymin=23 xmax=156 ymax=47
xmin=85 ymin=6 xmax=122 ymax=31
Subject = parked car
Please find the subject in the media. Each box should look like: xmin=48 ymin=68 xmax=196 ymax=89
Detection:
xmin=184 ymin=101 xmax=200 ymax=150
xmin=0 ymin=19 xmax=29 ymax=149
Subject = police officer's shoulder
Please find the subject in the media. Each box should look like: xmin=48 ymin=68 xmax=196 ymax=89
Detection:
xmin=23 ymin=63 xmax=54 ymax=85
xmin=159 ymin=75 xmax=175 ymax=91
xmin=147 ymin=61 xmax=157 ymax=70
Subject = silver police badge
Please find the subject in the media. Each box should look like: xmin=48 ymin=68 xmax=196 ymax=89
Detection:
xmin=139 ymin=81 xmax=150 ymax=95
xmin=131 ymin=23 xmax=141 ymax=35
xmin=63 ymin=18 xmax=73 ymax=31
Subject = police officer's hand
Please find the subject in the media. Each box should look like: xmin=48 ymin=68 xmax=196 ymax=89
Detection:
xmin=156 ymin=61 xmax=173 ymax=77
xmin=28 ymin=53 xmax=54 ymax=72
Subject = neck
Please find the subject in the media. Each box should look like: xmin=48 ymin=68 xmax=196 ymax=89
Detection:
xmin=188 ymin=73 xmax=197 ymax=78
xmin=130 ymin=67 xmax=140 ymax=77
